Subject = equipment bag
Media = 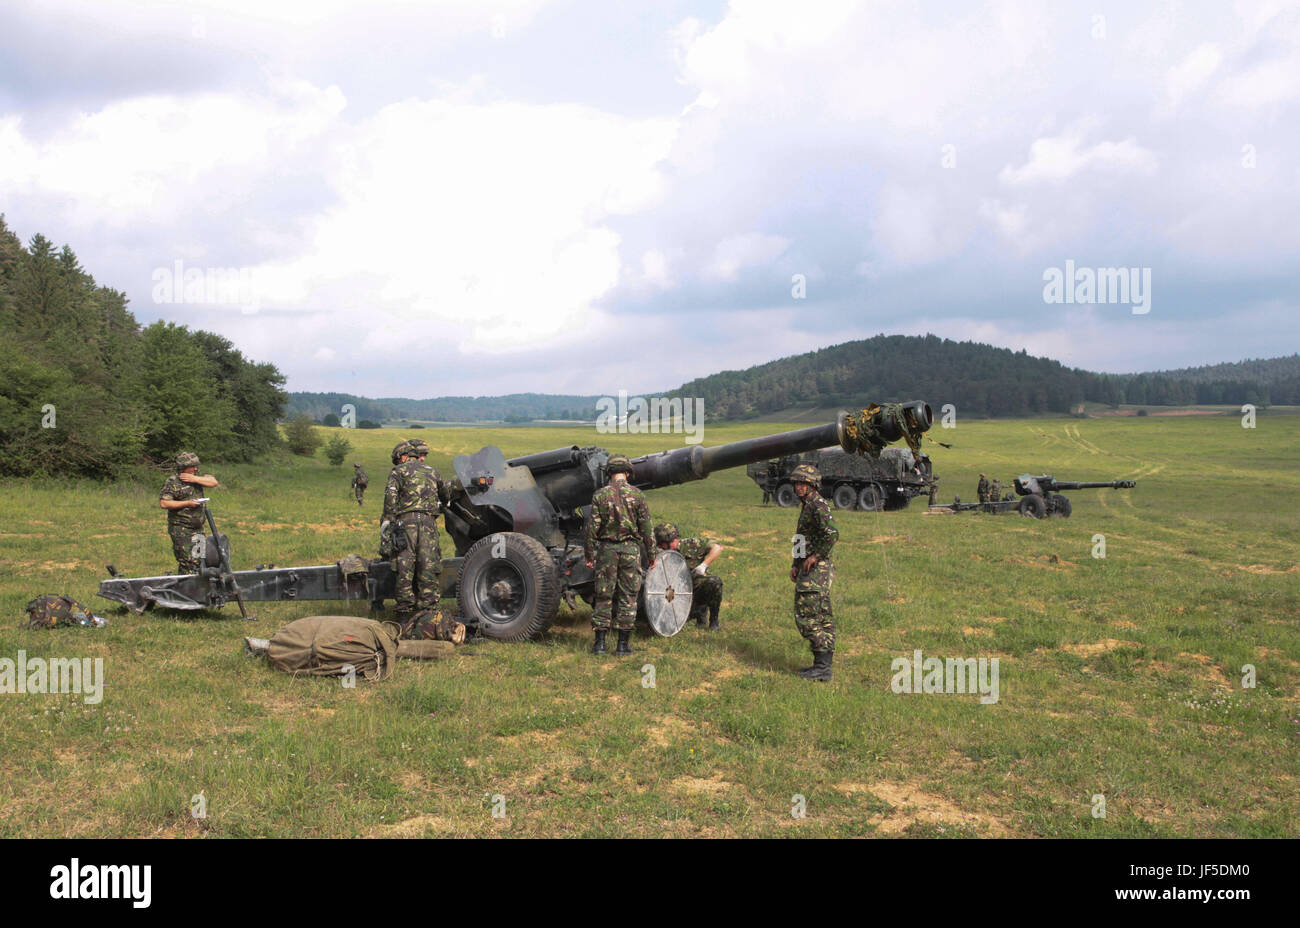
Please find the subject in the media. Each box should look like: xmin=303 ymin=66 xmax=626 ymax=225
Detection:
xmin=267 ymin=615 xmax=400 ymax=681
xmin=24 ymin=595 xmax=105 ymax=629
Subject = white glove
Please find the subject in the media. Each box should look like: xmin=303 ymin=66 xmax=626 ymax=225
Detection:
xmin=380 ymin=520 xmax=391 ymax=533
xmin=692 ymin=564 xmax=708 ymax=577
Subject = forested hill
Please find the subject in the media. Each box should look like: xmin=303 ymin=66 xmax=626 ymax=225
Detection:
xmin=288 ymin=392 xmax=601 ymax=423
xmin=670 ymin=335 xmax=1300 ymax=419
xmin=0 ymin=217 xmax=287 ymax=477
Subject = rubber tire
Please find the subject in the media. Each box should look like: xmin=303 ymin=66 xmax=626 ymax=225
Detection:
xmin=833 ymin=484 xmax=857 ymax=510
xmin=1054 ymin=496 xmax=1072 ymax=518
xmin=775 ymin=483 xmax=797 ymax=508
xmin=857 ymin=484 xmax=883 ymax=511
xmin=456 ymin=532 xmax=561 ymax=641
xmin=1018 ymin=494 xmax=1047 ymax=519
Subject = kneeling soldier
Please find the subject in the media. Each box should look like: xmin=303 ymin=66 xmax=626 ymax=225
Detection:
xmin=584 ymin=454 xmax=655 ymax=656
xmin=654 ymin=523 xmax=724 ymax=630
xmin=789 ymin=463 xmax=838 ymax=681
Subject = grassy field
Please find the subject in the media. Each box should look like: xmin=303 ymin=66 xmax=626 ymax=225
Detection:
xmin=1 ymin=414 xmax=1297 ymax=838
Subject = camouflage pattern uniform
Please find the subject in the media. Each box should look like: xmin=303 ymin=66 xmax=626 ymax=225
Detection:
xmin=352 ymin=463 xmax=368 ymax=506
xmin=584 ymin=469 xmax=654 ymax=633
xmin=988 ymin=478 xmax=1002 ymax=504
xmin=976 ymin=475 xmax=990 ymax=504
xmin=793 ymin=475 xmax=839 ymax=654
xmin=384 ymin=441 xmax=451 ymax=626
xmin=160 ymin=454 xmax=205 ymax=574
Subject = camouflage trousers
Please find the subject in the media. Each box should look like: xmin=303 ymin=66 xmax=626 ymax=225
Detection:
xmin=689 ymin=574 xmax=724 ymax=621
xmin=353 ymin=483 xmax=366 ymax=505
xmin=168 ymin=524 xmax=201 ymax=574
xmin=394 ymin=512 xmax=442 ymax=616
xmin=794 ymin=559 xmax=835 ymax=652
xmin=592 ymin=541 xmax=645 ymax=632
xmin=403 ymin=607 xmax=461 ymax=642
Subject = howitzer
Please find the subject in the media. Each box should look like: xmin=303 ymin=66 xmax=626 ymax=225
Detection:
xmin=100 ymin=401 xmax=931 ymax=640
xmin=927 ymin=473 xmax=1136 ymax=519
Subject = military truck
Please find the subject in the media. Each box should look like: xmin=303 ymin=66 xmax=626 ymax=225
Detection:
xmin=100 ymin=401 xmax=933 ymax=641
xmin=747 ymin=447 xmax=936 ymax=511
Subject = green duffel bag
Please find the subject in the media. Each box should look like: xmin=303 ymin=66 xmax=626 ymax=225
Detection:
xmin=267 ymin=615 xmax=400 ymax=681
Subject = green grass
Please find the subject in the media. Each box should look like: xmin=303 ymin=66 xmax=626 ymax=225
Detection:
xmin=0 ymin=414 xmax=1297 ymax=837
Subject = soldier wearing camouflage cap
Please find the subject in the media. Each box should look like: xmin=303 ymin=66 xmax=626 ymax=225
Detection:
xmin=654 ymin=522 xmax=725 ymax=630
xmin=383 ymin=439 xmax=455 ymax=637
xmin=788 ymin=462 xmax=838 ymax=681
xmin=584 ymin=454 xmax=654 ymax=656
xmin=159 ymin=451 xmax=220 ymax=575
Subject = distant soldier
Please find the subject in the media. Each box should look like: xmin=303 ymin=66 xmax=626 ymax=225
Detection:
xmin=654 ymin=523 xmax=724 ymax=630
xmin=384 ymin=438 xmax=454 ymax=637
xmin=159 ymin=452 xmax=219 ymax=574
xmin=988 ymin=478 xmax=1002 ymax=504
xmin=927 ymin=474 xmax=939 ymax=506
xmin=584 ymin=454 xmax=655 ymax=656
xmin=351 ymin=462 xmax=368 ymax=506
xmin=789 ymin=463 xmax=838 ymax=681
xmin=976 ymin=473 xmax=990 ymax=503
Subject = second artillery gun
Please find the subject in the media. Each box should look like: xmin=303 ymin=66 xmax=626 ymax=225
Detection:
xmin=100 ymin=402 xmax=933 ymax=641
xmin=928 ymin=474 xmax=1136 ymax=518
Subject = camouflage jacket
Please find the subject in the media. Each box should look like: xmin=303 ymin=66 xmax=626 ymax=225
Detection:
xmin=160 ymin=474 xmax=204 ymax=531
xmin=584 ymin=481 xmax=653 ymax=563
xmin=977 ymin=477 xmax=990 ymax=497
xmin=793 ymin=490 xmax=838 ymax=567
xmin=353 ymin=466 xmax=369 ymax=487
xmin=383 ymin=461 xmax=448 ymax=521
xmin=677 ymin=537 xmax=714 ymax=572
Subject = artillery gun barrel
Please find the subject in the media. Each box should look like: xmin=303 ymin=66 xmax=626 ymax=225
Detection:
xmin=1052 ymin=480 xmax=1136 ymax=490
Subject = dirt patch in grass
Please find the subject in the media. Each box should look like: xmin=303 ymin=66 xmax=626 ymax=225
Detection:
xmin=961 ymin=626 xmax=992 ymax=637
xmin=1177 ymin=652 xmax=1232 ymax=688
xmin=1237 ymin=563 xmax=1300 ymax=575
xmin=838 ymin=780 xmax=1010 ymax=837
xmin=1016 ymin=555 xmax=1077 ymax=571
xmin=672 ymin=774 xmax=732 ymax=796
xmin=369 ymin=813 xmax=455 ymax=838
xmin=867 ymin=535 xmax=901 ymax=544
xmin=1061 ymin=639 xmax=1139 ymax=658
xmin=681 ymin=665 xmax=741 ymax=699
xmin=1112 ymin=620 xmax=1140 ymax=630
xmin=646 ymin=715 xmax=698 ymax=748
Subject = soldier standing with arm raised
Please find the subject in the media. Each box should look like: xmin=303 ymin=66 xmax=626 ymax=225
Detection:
xmin=159 ymin=452 xmax=219 ymax=574
xmin=789 ymin=463 xmax=838 ymax=681
xmin=584 ymin=454 xmax=655 ymax=656
xmin=384 ymin=438 xmax=458 ymax=639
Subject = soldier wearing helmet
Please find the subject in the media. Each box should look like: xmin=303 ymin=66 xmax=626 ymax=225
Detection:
xmin=584 ymin=454 xmax=655 ymax=656
xmin=351 ymin=462 xmax=369 ymax=507
xmin=977 ymin=473 xmax=990 ymax=504
xmin=654 ymin=522 xmax=725 ymax=630
xmin=383 ymin=438 xmax=456 ymax=638
xmin=159 ymin=451 xmax=220 ymax=574
xmin=788 ymin=462 xmax=838 ymax=681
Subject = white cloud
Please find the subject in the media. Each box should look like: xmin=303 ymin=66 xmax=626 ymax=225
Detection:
xmin=999 ymin=124 xmax=1159 ymax=186
xmin=706 ymin=232 xmax=789 ymax=281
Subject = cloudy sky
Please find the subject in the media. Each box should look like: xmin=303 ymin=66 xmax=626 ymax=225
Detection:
xmin=2 ymin=0 xmax=1298 ymax=397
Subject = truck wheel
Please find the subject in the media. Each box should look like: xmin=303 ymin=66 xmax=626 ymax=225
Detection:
xmin=457 ymin=532 xmax=560 ymax=641
xmin=1018 ymin=495 xmax=1047 ymax=519
xmin=833 ymin=484 xmax=857 ymax=510
xmin=857 ymin=485 xmax=883 ymax=511
xmin=1054 ymin=496 xmax=1072 ymax=518
xmin=775 ymin=483 xmax=797 ymax=508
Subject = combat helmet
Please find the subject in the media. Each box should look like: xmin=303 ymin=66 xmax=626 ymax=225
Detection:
xmin=606 ymin=454 xmax=633 ymax=475
xmin=790 ymin=463 xmax=822 ymax=487
xmin=654 ymin=522 xmax=680 ymax=546
xmin=391 ymin=441 xmax=412 ymax=465
xmin=175 ymin=451 xmax=200 ymax=470
xmin=407 ymin=438 xmax=430 ymax=457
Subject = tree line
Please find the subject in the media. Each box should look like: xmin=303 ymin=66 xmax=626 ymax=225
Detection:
xmin=0 ymin=217 xmax=287 ymax=478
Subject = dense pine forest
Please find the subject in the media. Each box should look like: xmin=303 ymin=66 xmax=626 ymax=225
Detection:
xmin=0 ymin=217 xmax=287 ymax=478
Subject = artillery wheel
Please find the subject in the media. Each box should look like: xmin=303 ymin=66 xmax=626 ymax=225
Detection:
xmin=457 ymin=532 xmax=561 ymax=641
xmin=775 ymin=483 xmax=797 ymax=508
xmin=1053 ymin=496 xmax=1072 ymax=518
xmin=1018 ymin=494 xmax=1047 ymax=519
xmin=857 ymin=484 xmax=883 ymax=511
xmin=833 ymin=484 xmax=857 ymax=510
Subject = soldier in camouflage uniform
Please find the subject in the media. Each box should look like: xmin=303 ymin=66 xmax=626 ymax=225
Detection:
xmin=159 ymin=452 xmax=219 ymax=574
xmin=789 ymin=463 xmax=838 ymax=681
xmin=352 ymin=462 xmax=368 ymax=506
xmin=654 ymin=522 xmax=724 ymax=630
xmin=383 ymin=439 xmax=453 ymax=637
xmin=976 ymin=473 xmax=990 ymax=504
xmin=584 ymin=454 xmax=654 ymax=656
xmin=988 ymin=477 xmax=1002 ymax=504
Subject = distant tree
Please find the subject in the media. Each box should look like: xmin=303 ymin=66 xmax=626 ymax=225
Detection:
xmin=284 ymin=413 xmax=322 ymax=456
xmin=408 ymin=423 xmax=425 ymax=428
xmin=358 ymin=420 xmax=381 ymax=429
xmin=321 ymin=412 xmax=341 ymax=427
xmin=323 ymin=433 xmax=352 ymax=465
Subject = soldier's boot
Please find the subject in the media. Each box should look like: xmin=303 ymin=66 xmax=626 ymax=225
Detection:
xmin=592 ymin=629 xmax=608 ymax=655
xmin=708 ymin=604 xmax=720 ymax=631
xmin=395 ymin=611 xmax=416 ymax=638
xmin=799 ymin=650 xmax=833 ymax=682
xmin=615 ymin=630 xmax=634 ymax=656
